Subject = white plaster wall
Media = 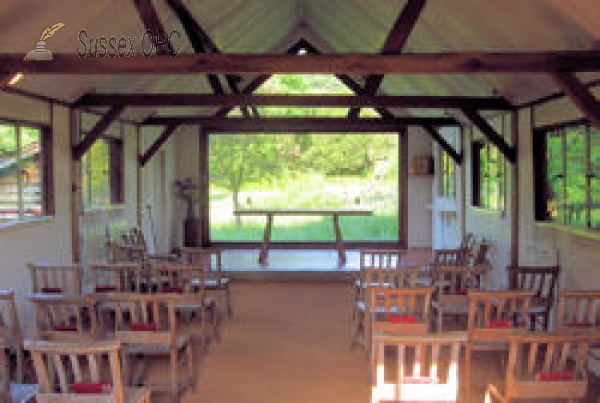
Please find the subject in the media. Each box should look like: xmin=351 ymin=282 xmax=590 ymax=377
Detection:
xmin=0 ymin=95 xmax=73 ymax=334
xmin=407 ymin=128 xmax=433 ymax=248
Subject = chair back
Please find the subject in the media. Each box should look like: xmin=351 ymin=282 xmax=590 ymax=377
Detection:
xmin=508 ymin=265 xmax=559 ymax=305
xmin=467 ymin=290 xmax=534 ymax=342
xmin=361 ymin=250 xmax=402 ymax=270
xmin=460 ymin=232 xmax=474 ymax=252
xmin=106 ymin=242 xmax=145 ymax=264
xmin=28 ymin=263 xmax=82 ymax=294
xmin=473 ymin=242 xmax=490 ymax=265
xmin=556 ymin=290 xmax=600 ymax=338
xmin=368 ymin=287 xmax=433 ymax=335
xmin=180 ymin=247 xmax=223 ymax=279
xmin=371 ymin=332 xmax=466 ymax=403
xmin=102 ymin=293 xmax=198 ymax=347
xmin=501 ymin=333 xmax=592 ymax=400
xmin=432 ymin=249 xmax=467 ymax=266
xmin=150 ymin=263 xmax=205 ymax=294
xmin=25 ymin=340 xmax=125 ymax=403
xmin=0 ymin=290 xmax=21 ymax=343
xmin=90 ymin=263 xmax=144 ymax=293
xmin=28 ymin=294 xmax=97 ymax=341
xmin=434 ymin=264 xmax=488 ymax=298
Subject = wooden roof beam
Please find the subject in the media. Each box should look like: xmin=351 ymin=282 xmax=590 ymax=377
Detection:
xmin=141 ymin=116 xmax=459 ymax=131
xmin=462 ymin=108 xmax=516 ymax=164
xmin=422 ymin=125 xmax=462 ymax=165
xmin=139 ymin=124 xmax=178 ymax=166
xmin=551 ymin=71 xmax=600 ymax=129
xmin=133 ymin=0 xmax=173 ymax=56
xmin=72 ymin=106 xmax=124 ymax=160
xmin=4 ymin=51 xmax=600 ymax=74
xmin=76 ymin=93 xmax=513 ymax=110
xmin=349 ymin=0 xmax=427 ymax=118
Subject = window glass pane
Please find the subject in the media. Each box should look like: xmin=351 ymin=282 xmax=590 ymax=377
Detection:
xmin=0 ymin=124 xmax=18 ymax=222
xmin=564 ymin=125 xmax=587 ymax=227
xmin=591 ymin=127 xmax=600 ymax=229
xmin=546 ymin=131 xmax=564 ymax=223
xmin=20 ymin=127 xmax=43 ymax=217
xmin=82 ymin=139 xmax=110 ymax=209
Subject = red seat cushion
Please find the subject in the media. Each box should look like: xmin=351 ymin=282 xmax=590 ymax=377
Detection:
xmin=388 ymin=314 xmax=416 ymax=324
xmin=41 ymin=287 xmax=62 ymax=293
xmin=402 ymin=376 xmax=439 ymax=384
xmin=70 ymin=383 xmax=112 ymax=394
xmin=536 ymin=372 xmax=575 ymax=382
xmin=95 ymin=285 xmax=116 ymax=293
xmin=486 ymin=320 xmax=512 ymax=328
xmin=53 ymin=325 xmax=77 ymax=332
xmin=130 ymin=323 xmax=158 ymax=331
xmin=163 ymin=286 xmax=184 ymax=293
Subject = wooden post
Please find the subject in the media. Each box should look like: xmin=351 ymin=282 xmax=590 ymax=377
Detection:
xmin=258 ymin=213 xmax=273 ymax=265
xmin=199 ymin=127 xmax=209 ymax=247
xmin=400 ymin=130 xmax=408 ymax=247
xmin=70 ymin=109 xmax=81 ymax=262
xmin=332 ymin=213 xmax=346 ymax=266
xmin=136 ymin=125 xmax=142 ymax=228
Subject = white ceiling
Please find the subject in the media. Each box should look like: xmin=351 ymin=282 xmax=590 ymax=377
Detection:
xmin=1 ymin=0 xmax=599 ymax=121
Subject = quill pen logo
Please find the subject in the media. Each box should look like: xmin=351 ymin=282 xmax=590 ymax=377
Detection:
xmin=24 ymin=23 xmax=65 ymax=61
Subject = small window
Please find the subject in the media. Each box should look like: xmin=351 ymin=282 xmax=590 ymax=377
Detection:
xmin=0 ymin=122 xmax=51 ymax=223
xmin=81 ymin=138 xmax=123 ymax=209
xmin=535 ymin=121 xmax=600 ymax=230
xmin=439 ymin=148 xmax=456 ymax=197
xmin=472 ymin=140 xmax=505 ymax=210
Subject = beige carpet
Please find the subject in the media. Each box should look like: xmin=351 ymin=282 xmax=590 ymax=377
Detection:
xmin=183 ymin=282 xmax=369 ymax=403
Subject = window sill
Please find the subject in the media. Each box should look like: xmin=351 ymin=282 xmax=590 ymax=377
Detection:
xmin=535 ymin=222 xmax=600 ymax=241
xmin=0 ymin=216 xmax=54 ymax=233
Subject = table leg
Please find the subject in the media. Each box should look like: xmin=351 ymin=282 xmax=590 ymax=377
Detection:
xmin=332 ymin=213 xmax=346 ymax=265
xmin=258 ymin=213 xmax=273 ymax=265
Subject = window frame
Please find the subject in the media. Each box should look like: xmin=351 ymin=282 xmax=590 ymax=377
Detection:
xmin=534 ymin=119 xmax=599 ymax=230
xmin=471 ymin=138 xmax=506 ymax=211
xmin=439 ymin=146 xmax=457 ymax=198
xmin=0 ymin=119 xmax=53 ymax=224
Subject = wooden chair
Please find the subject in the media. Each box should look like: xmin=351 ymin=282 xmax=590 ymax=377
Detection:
xmin=25 ymin=339 xmax=150 ymax=402
xmin=466 ymin=290 xmax=535 ymax=402
xmin=460 ymin=232 xmax=475 ymax=254
xmin=485 ymin=333 xmax=592 ymax=402
xmin=28 ymin=294 xmax=98 ymax=342
xmin=354 ymin=250 xmax=403 ymax=316
xmin=106 ymin=241 xmax=145 ymax=264
xmin=431 ymin=264 xmax=489 ymax=331
xmin=556 ymin=290 xmax=600 ymax=341
xmin=371 ymin=332 xmax=466 ymax=403
xmin=90 ymin=262 xmax=145 ymax=293
xmin=508 ymin=265 xmax=560 ymax=330
xmin=432 ymin=249 xmax=467 ymax=266
xmin=127 ymin=227 xmax=178 ymax=263
xmin=103 ymin=293 xmax=195 ymax=400
xmin=472 ymin=241 xmax=490 ymax=265
xmin=28 ymin=262 xmax=82 ymax=295
xmin=353 ymin=267 xmax=421 ymax=346
xmin=180 ymin=246 xmax=232 ymax=317
xmin=0 ymin=336 xmax=37 ymax=403
xmin=150 ymin=262 xmax=219 ymax=342
xmin=0 ymin=290 xmax=25 ymax=383
xmin=367 ymin=287 xmax=434 ymax=377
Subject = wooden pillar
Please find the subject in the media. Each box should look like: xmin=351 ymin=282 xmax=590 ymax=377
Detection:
xmin=400 ymin=129 xmax=408 ymax=248
xmin=511 ymin=110 xmax=519 ymax=267
xmin=199 ymin=127 xmax=209 ymax=246
xmin=70 ymin=108 xmax=82 ymax=262
xmin=136 ymin=125 xmax=142 ymax=228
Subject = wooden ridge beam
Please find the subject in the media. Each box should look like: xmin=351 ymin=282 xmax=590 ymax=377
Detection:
xmin=139 ymin=124 xmax=178 ymax=166
xmin=141 ymin=116 xmax=459 ymax=131
xmin=3 ymin=51 xmax=600 ymax=75
xmin=551 ymin=71 xmax=600 ymax=128
xmin=72 ymin=106 xmax=124 ymax=160
xmin=76 ymin=93 xmax=513 ymax=109
xmin=422 ymin=125 xmax=462 ymax=165
xmin=349 ymin=0 xmax=426 ymax=118
xmin=133 ymin=0 xmax=173 ymax=56
xmin=462 ymin=108 xmax=516 ymax=164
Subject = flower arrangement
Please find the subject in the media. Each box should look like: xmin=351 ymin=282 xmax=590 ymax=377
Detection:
xmin=174 ymin=177 xmax=198 ymax=216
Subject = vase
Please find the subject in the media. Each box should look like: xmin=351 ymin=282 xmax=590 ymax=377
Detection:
xmin=183 ymin=201 xmax=199 ymax=247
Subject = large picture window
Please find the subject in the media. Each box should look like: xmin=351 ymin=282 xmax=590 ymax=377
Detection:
xmin=81 ymin=138 xmax=124 ymax=209
xmin=0 ymin=121 xmax=50 ymax=223
xmin=535 ymin=121 xmax=600 ymax=229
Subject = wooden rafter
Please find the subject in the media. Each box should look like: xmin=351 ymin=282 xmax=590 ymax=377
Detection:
xmin=72 ymin=106 xmax=124 ymax=160
xmin=76 ymin=93 xmax=513 ymax=110
xmin=139 ymin=124 xmax=178 ymax=166
xmin=551 ymin=71 xmax=600 ymax=129
xmin=133 ymin=0 xmax=173 ymax=56
xmin=462 ymin=108 xmax=516 ymax=163
xmin=349 ymin=0 xmax=426 ymax=118
xmin=141 ymin=116 xmax=459 ymax=131
xmin=422 ymin=125 xmax=462 ymax=164
xmin=166 ymin=0 xmax=250 ymax=115
xmin=2 ymin=51 xmax=600 ymax=75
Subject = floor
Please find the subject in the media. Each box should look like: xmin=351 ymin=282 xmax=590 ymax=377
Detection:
xmin=148 ymin=282 xmax=600 ymax=403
